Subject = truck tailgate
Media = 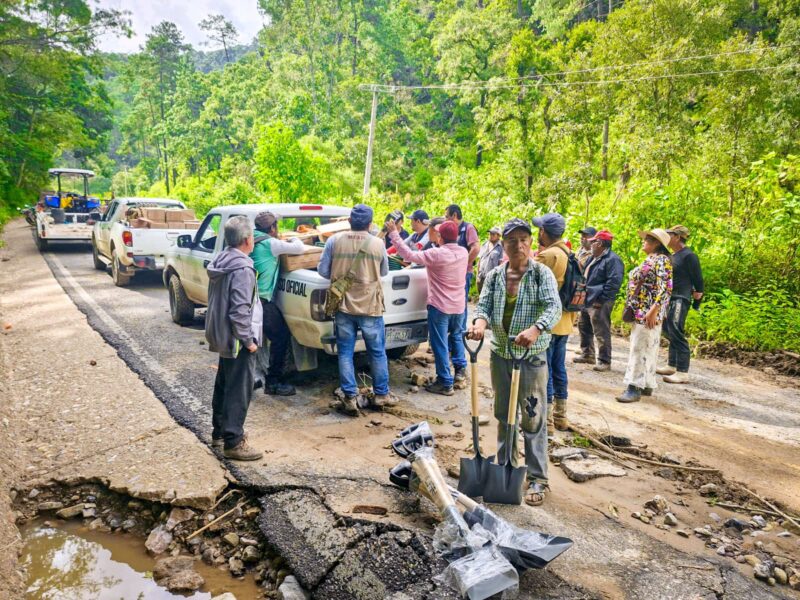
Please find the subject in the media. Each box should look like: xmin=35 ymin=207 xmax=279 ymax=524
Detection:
xmin=126 ymin=227 xmax=187 ymax=256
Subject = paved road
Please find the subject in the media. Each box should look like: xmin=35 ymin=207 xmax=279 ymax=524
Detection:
xmin=40 ymin=238 xmax=789 ymax=600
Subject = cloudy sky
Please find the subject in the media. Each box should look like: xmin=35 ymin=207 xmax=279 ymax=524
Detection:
xmin=95 ymin=0 xmax=266 ymax=53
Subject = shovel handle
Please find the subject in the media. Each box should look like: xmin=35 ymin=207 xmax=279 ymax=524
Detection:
xmin=412 ymin=457 xmax=454 ymax=512
xmin=508 ymin=363 xmax=521 ymax=425
xmin=462 ymin=333 xmax=483 ymax=363
xmin=508 ymin=335 xmax=532 ymax=367
xmin=470 ymin=362 xmax=480 ymax=419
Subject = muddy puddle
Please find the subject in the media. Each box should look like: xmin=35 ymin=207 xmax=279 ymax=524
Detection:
xmin=21 ymin=519 xmax=261 ymax=599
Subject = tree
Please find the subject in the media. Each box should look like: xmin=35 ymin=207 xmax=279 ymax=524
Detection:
xmin=199 ymin=14 xmax=239 ymax=63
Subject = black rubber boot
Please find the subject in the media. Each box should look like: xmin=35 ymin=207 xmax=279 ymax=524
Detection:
xmin=615 ymin=384 xmax=642 ymax=403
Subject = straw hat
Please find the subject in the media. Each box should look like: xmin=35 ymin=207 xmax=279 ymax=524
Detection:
xmin=638 ymin=228 xmax=671 ymax=252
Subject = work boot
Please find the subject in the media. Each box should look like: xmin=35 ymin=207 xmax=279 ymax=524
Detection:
xmin=338 ymin=395 xmax=360 ymax=417
xmin=425 ymin=381 xmax=455 ymax=396
xmin=454 ymin=367 xmax=467 ymax=383
xmin=211 ymin=438 xmax=223 ymax=450
xmin=593 ymin=362 xmax=611 ymax=372
xmin=266 ymin=381 xmax=296 ymax=396
xmin=615 ymin=385 xmax=642 ymax=403
xmin=663 ymin=372 xmax=689 ymax=384
xmin=373 ymin=393 xmax=399 ymax=407
xmin=656 ymin=365 xmax=676 ymax=376
xmin=553 ymin=398 xmax=569 ymax=431
xmin=224 ymin=439 xmax=263 ymax=461
xmin=546 ymin=404 xmax=555 ymax=436
xmin=573 ymin=355 xmax=594 ymax=364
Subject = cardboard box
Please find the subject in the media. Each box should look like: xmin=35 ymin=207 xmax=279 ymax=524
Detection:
xmin=141 ymin=208 xmax=166 ymax=222
xmin=130 ymin=218 xmax=152 ymax=229
xmin=165 ymin=208 xmax=196 ymax=222
xmin=149 ymin=221 xmax=170 ymax=229
xmin=279 ymin=246 xmax=324 ymax=272
xmin=183 ymin=220 xmax=201 ymax=230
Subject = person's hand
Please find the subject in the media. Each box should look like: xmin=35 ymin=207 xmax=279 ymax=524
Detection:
xmin=644 ymin=305 xmax=659 ymax=329
xmin=467 ymin=320 xmax=487 ymax=340
xmin=514 ymin=326 xmax=541 ymax=348
xmin=246 ymin=342 xmax=258 ymax=353
xmin=692 ymin=291 xmax=703 ymax=301
xmin=385 ymin=219 xmax=397 ymax=234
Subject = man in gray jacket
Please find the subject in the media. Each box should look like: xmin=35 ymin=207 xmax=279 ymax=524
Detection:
xmin=206 ymin=216 xmax=263 ymax=461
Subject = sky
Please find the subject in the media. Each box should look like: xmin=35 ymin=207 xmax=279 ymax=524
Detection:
xmin=95 ymin=0 xmax=266 ymax=54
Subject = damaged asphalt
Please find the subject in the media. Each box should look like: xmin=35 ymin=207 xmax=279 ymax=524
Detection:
xmin=37 ymin=239 xmax=787 ymax=600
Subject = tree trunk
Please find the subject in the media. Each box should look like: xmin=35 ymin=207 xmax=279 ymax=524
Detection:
xmin=601 ymin=118 xmax=609 ymax=180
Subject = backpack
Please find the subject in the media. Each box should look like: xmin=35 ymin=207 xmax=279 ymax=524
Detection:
xmin=557 ymin=247 xmax=586 ymax=312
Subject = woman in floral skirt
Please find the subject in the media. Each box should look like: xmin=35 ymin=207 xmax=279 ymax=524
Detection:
xmin=616 ymin=229 xmax=673 ymax=403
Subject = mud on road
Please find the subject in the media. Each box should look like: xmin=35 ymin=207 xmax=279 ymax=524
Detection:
xmin=4 ymin=218 xmax=800 ymax=599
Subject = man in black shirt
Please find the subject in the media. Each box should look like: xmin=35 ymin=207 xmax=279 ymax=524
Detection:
xmin=658 ymin=225 xmax=704 ymax=383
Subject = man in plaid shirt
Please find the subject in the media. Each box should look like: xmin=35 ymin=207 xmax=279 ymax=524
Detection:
xmin=468 ymin=218 xmax=561 ymax=506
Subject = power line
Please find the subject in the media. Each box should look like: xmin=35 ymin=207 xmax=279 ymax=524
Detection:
xmin=359 ymin=43 xmax=799 ymax=93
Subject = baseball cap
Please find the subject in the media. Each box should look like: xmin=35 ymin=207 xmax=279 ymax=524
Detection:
xmin=531 ymin=213 xmax=566 ymax=237
xmin=666 ymin=225 xmax=690 ymax=240
xmin=589 ymin=230 xmax=613 ymax=242
xmin=489 ymin=226 xmax=502 ymax=235
xmin=410 ymin=209 xmax=430 ymax=224
xmin=436 ymin=220 xmax=459 ymax=242
xmin=350 ymin=204 xmax=374 ymax=228
xmin=502 ymin=218 xmax=532 ymax=237
xmin=579 ymin=226 xmax=597 ymax=237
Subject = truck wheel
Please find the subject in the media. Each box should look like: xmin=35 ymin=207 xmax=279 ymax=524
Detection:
xmin=111 ymin=252 xmax=131 ymax=287
xmin=92 ymin=239 xmax=106 ymax=271
xmin=169 ymin=276 xmax=195 ymax=325
xmin=387 ymin=343 xmax=420 ymax=360
xmin=35 ymin=234 xmax=48 ymax=251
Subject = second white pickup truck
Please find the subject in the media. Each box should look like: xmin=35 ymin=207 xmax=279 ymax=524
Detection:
xmin=162 ymin=203 xmax=430 ymax=372
xmin=92 ymin=197 xmax=197 ymax=286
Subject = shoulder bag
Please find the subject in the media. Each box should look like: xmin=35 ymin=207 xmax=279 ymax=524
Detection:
xmin=324 ymin=236 xmax=374 ymax=318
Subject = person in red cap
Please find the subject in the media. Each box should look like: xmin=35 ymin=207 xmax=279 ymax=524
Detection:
xmin=574 ymin=230 xmax=624 ymax=371
xmin=386 ymin=218 xmax=469 ymax=395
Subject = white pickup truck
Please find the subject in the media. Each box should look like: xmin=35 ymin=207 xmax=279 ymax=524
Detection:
xmin=91 ymin=197 xmax=195 ymax=286
xmin=162 ymin=203 xmax=430 ymax=372
xmin=33 ymin=168 xmax=102 ymax=250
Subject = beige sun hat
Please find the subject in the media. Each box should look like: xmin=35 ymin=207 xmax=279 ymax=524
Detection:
xmin=638 ymin=228 xmax=671 ymax=253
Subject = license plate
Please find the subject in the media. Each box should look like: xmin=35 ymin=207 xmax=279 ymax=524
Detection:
xmin=386 ymin=327 xmax=410 ymax=343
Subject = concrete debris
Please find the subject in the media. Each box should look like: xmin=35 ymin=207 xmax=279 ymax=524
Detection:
xmin=549 ymin=447 xmax=587 ymax=464
xmin=561 ymin=457 xmax=626 ymax=482
xmin=145 ymin=525 xmax=173 ymax=555
xmin=165 ymin=507 xmax=195 ymax=531
xmin=698 ymin=483 xmax=718 ymax=496
xmin=278 ymin=575 xmax=310 ymax=600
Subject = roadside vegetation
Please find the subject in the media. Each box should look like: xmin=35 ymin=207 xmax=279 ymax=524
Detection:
xmin=1 ymin=0 xmax=799 ymax=352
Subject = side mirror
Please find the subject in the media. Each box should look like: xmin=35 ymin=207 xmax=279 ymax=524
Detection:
xmin=176 ymin=234 xmax=194 ymax=248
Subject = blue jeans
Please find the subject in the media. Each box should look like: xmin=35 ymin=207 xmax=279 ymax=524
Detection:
xmin=460 ymin=271 xmax=473 ymax=335
xmin=335 ymin=312 xmax=390 ymax=397
xmin=428 ymin=305 xmax=467 ymax=387
xmin=546 ymin=333 xmax=569 ymax=403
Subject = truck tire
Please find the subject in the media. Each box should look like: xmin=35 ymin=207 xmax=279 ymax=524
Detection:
xmin=34 ymin=234 xmax=48 ymax=251
xmin=387 ymin=343 xmax=420 ymax=360
xmin=92 ymin=238 xmax=106 ymax=271
xmin=169 ymin=276 xmax=195 ymax=325
xmin=110 ymin=252 xmax=132 ymax=287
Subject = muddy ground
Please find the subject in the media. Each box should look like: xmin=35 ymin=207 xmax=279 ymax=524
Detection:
xmin=2 ymin=218 xmax=800 ymax=599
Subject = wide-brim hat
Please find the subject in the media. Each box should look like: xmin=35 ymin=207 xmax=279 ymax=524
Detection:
xmin=638 ymin=229 xmax=671 ymax=252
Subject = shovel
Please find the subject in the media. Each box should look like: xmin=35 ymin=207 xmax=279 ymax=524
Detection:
xmin=482 ymin=338 xmax=529 ymax=505
xmin=458 ymin=334 xmax=494 ymax=498
xmin=390 ymin=460 xmax=573 ymax=571
xmin=391 ymin=421 xmax=434 ymax=458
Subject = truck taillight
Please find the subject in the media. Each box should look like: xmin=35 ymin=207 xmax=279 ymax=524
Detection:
xmin=122 ymin=231 xmax=133 ymax=246
xmin=310 ymin=289 xmax=330 ymax=322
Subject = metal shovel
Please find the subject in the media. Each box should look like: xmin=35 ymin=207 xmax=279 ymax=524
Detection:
xmin=482 ymin=339 xmax=528 ymax=505
xmin=391 ymin=421 xmax=434 ymax=458
xmin=458 ymin=334 xmax=494 ymax=498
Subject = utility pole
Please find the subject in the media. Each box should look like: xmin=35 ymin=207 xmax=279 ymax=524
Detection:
xmin=362 ymin=88 xmax=378 ymax=197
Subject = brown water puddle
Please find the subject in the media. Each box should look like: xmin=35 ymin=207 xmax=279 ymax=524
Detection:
xmin=21 ymin=520 xmax=262 ymax=599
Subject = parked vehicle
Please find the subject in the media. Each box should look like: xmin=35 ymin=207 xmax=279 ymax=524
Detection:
xmin=91 ymin=197 xmax=198 ymax=286
xmin=162 ymin=203 xmax=429 ymax=372
xmin=33 ymin=168 xmax=102 ymax=250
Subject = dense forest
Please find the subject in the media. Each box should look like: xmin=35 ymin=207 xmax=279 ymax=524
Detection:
xmin=1 ymin=0 xmax=799 ymax=352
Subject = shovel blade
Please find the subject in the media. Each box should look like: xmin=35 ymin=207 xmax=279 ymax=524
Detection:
xmin=457 ymin=454 xmax=495 ymax=498
xmin=482 ymin=463 xmax=527 ymax=505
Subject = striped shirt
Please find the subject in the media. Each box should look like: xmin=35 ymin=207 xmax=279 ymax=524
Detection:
xmin=474 ymin=260 xmax=562 ymax=359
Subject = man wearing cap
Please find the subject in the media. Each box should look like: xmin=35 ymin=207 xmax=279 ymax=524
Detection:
xmin=387 ymin=218 xmax=468 ymax=395
xmin=251 ymin=211 xmax=307 ymax=396
xmin=468 ymin=218 xmax=561 ymax=506
xmin=477 ymin=226 xmax=503 ymax=294
xmin=405 ymin=209 xmax=430 ymax=250
xmin=319 ymin=204 xmax=392 ymax=415
xmin=532 ymin=213 xmax=578 ymax=433
xmin=576 ymin=226 xmax=597 ymax=270
xmin=658 ymin=225 xmax=704 ymax=384
xmin=383 ymin=211 xmax=408 ymax=249
xmin=575 ymin=230 xmax=624 ymax=371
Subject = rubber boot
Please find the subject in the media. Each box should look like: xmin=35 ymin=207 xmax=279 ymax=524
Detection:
xmin=616 ymin=385 xmax=642 ymax=403
xmin=546 ymin=403 xmax=555 ymax=436
xmin=553 ymin=398 xmax=569 ymax=431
